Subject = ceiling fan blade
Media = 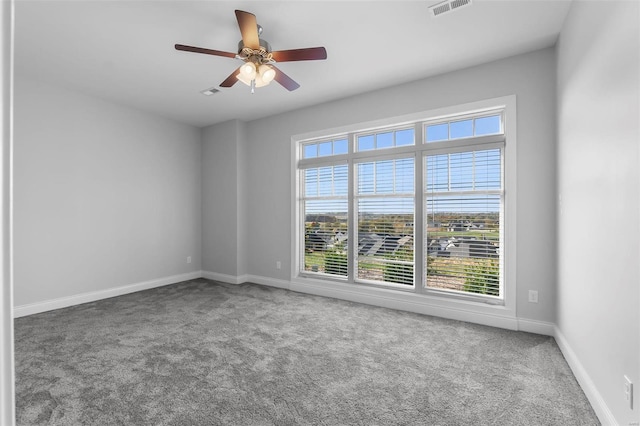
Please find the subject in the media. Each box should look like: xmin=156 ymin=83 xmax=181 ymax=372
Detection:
xmin=175 ymin=44 xmax=236 ymax=59
xmin=271 ymin=47 xmax=327 ymax=62
xmin=272 ymin=65 xmax=300 ymax=91
xmin=220 ymin=67 xmax=242 ymax=87
xmin=235 ymin=10 xmax=260 ymax=50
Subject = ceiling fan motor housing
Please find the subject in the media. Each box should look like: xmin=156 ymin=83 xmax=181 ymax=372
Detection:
xmin=237 ymin=39 xmax=274 ymax=69
xmin=238 ymin=39 xmax=272 ymax=55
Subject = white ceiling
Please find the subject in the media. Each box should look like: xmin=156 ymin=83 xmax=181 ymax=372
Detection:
xmin=14 ymin=0 xmax=572 ymax=128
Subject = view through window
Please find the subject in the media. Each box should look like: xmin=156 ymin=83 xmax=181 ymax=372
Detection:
xmin=297 ymin=109 xmax=505 ymax=299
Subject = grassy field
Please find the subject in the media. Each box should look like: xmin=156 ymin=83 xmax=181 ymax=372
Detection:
xmin=304 ymin=251 xmax=499 ymax=295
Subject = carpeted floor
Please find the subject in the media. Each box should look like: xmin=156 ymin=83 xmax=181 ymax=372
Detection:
xmin=15 ymin=279 xmax=599 ymax=425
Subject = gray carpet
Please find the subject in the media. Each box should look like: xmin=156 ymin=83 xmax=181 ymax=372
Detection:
xmin=15 ymin=279 xmax=599 ymax=425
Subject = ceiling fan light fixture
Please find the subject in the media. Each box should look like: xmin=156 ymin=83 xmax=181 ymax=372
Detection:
xmin=240 ymin=61 xmax=257 ymax=79
xmin=259 ymin=64 xmax=276 ymax=84
xmin=254 ymin=75 xmax=269 ymax=88
xmin=237 ymin=63 xmax=275 ymax=90
xmin=236 ymin=72 xmax=252 ymax=86
xmin=236 ymin=71 xmax=269 ymax=90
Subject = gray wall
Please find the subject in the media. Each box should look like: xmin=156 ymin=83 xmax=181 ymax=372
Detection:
xmin=13 ymin=76 xmax=203 ymax=306
xmin=556 ymin=1 xmax=639 ymax=424
xmin=202 ymin=119 xmax=248 ymax=277
xmin=242 ymin=47 xmax=557 ymax=323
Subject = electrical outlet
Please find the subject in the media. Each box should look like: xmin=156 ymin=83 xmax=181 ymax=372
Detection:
xmin=187 ymin=256 xmax=192 ymax=264
xmin=624 ymin=376 xmax=633 ymax=410
xmin=276 ymin=261 xmax=281 ymax=270
xmin=528 ymin=290 xmax=538 ymax=303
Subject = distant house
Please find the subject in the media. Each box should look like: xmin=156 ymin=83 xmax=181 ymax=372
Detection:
xmin=358 ymin=233 xmax=384 ymax=256
xmin=358 ymin=233 xmax=412 ymax=257
xmin=468 ymin=240 xmax=499 ymax=258
xmin=306 ymin=231 xmax=332 ymax=251
xmin=447 ymin=222 xmax=467 ymax=232
xmin=427 ymin=236 xmax=499 ymax=259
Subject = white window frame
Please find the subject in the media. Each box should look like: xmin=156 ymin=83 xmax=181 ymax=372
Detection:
xmin=353 ymin=152 xmax=416 ymax=289
xmin=291 ymin=96 xmax=517 ymax=322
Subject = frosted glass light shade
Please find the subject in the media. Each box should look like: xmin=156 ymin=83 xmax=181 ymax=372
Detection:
xmin=259 ymin=65 xmax=276 ymax=84
xmin=240 ymin=62 xmax=256 ymax=79
xmin=236 ymin=73 xmax=252 ymax=86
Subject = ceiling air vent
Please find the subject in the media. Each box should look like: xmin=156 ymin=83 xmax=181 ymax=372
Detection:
xmin=429 ymin=0 xmax=472 ymax=17
xmin=200 ymin=87 xmax=220 ymax=96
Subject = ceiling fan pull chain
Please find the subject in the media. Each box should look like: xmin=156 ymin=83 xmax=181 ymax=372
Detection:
xmin=250 ymin=79 xmax=256 ymax=94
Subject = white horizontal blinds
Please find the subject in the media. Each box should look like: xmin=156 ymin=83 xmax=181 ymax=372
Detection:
xmin=356 ymin=157 xmax=415 ymax=286
xmin=302 ymin=164 xmax=348 ymax=276
xmin=425 ymin=148 xmax=502 ymax=296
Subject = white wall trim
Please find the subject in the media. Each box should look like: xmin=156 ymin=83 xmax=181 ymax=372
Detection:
xmin=554 ymin=326 xmax=617 ymax=426
xmin=245 ymin=274 xmax=291 ymax=290
xmin=202 ymin=270 xmax=247 ymax=285
xmin=289 ymin=277 xmax=521 ymax=331
xmin=12 ymin=269 xmax=569 ymax=341
xmin=205 ymin=272 xmax=564 ymax=336
xmin=233 ymin=273 xmax=558 ymax=335
xmin=13 ymin=270 xmax=203 ymax=318
xmin=517 ymin=318 xmax=555 ymax=336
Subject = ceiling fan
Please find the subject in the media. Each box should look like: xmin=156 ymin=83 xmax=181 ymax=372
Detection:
xmin=175 ymin=10 xmax=327 ymax=93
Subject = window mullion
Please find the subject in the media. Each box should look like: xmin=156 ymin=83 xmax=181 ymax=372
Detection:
xmin=414 ymin=122 xmax=425 ymax=294
xmin=347 ymin=133 xmax=356 ymax=283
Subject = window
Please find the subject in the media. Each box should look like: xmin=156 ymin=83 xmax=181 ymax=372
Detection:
xmin=357 ymin=128 xmax=415 ymax=151
xmin=426 ymin=114 xmax=502 ymax=142
xmin=295 ymin=104 xmax=509 ymax=303
xmin=425 ymin=149 xmax=502 ymax=296
xmin=356 ymin=157 xmax=415 ymax=286
xmin=301 ymin=164 xmax=348 ymax=276
xmin=303 ymin=137 xmax=348 ymax=158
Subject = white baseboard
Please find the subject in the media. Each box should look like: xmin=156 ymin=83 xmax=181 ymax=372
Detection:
xmin=201 ymin=270 xmax=247 ymax=285
xmin=517 ymin=318 xmax=555 ymax=336
xmin=205 ymin=273 xmax=523 ymax=332
xmin=245 ymin=275 xmax=290 ymax=290
xmin=14 ymin=269 xmax=562 ymax=340
xmin=236 ymin=274 xmax=558 ymax=337
xmin=13 ymin=270 xmax=203 ymax=318
xmin=287 ymin=277 xmax=522 ymax=331
xmin=554 ymin=326 xmax=617 ymax=426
